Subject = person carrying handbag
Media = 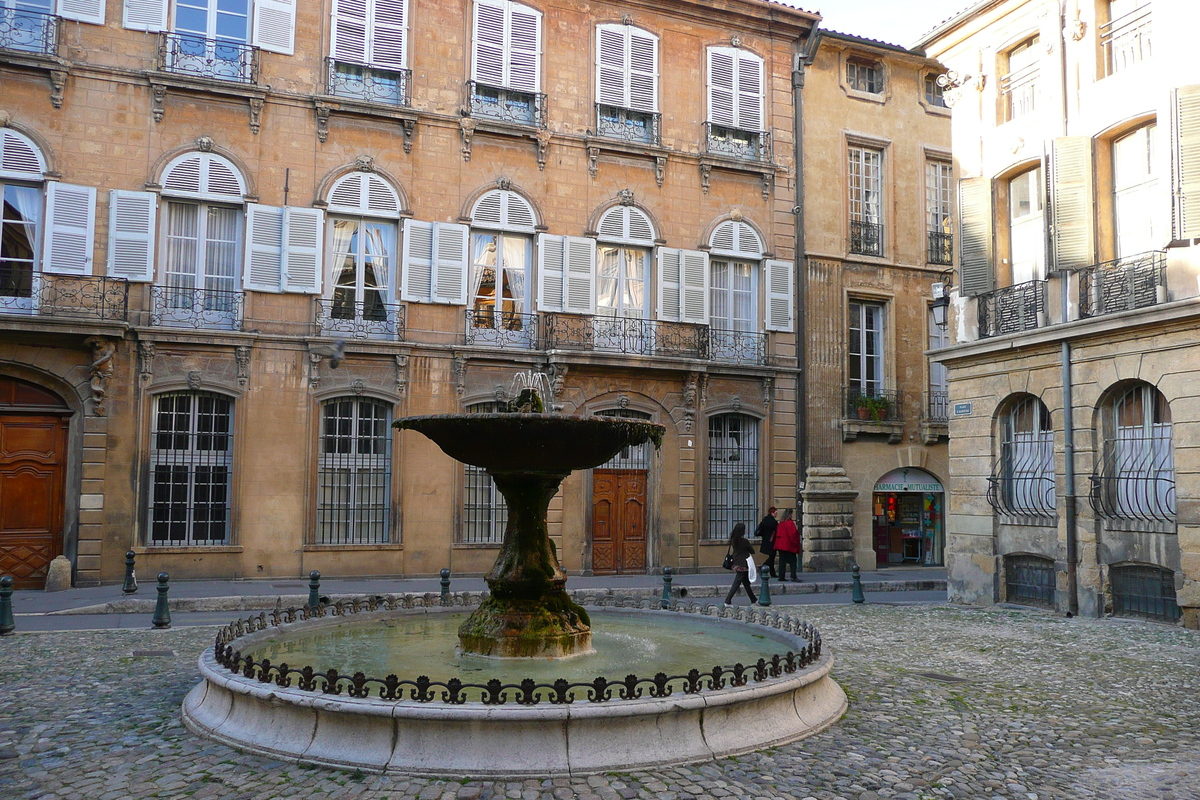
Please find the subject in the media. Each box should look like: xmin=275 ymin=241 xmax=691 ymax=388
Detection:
xmin=755 ymin=506 xmax=778 ymax=578
xmin=722 ymin=522 xmax=757 ymax=606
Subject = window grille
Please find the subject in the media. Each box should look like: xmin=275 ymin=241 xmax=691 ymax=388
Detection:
xmin=1090 ymin=384 xmax=1175 ymax=523
xmin=595 ymin=409 xmax=652 ymax=470
xmin=706 ymin=414 xmax=759 ymax=541
xmin=1111 ymin=564 xmax=1181 ymax=622
xmin=461 ymin=402 xmax=507 ymax=544
xmin=148 ymin=391 xmax=233 ymax=545
xmin=317 ymin=398 xmax=392 ymax=544
xmin=988 ymin=397 xmax=1056 ymax=518
xmin=1005 ymin=554 xmax=1056 ymax=608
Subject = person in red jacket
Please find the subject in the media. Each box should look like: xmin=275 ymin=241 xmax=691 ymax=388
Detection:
xmin=774 ymin=507 xmax=800 ymax=581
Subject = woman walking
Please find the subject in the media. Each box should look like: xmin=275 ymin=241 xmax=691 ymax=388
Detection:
xmin=723 ymin=522 xmax=758 ymax=606
xmin=774 ymin=508 xmax=800 ymax=581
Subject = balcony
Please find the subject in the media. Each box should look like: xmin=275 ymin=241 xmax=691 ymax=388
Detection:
xmin=927 ymin=230 xmax=953 ymax=266
xmin=466 ymin=81 xmax=546 ymax=128
xmin=150 ymin=285 xmax=244 ymax=331
xmin=978 ymin=279 xmax=1046 ymax=339
xmin=1079 ymin=251 xmax=1165 ymax=318
xmin=595 ymin=105 xmax=660 ymax=146
xmin=464 ymin=308 xmax=537 ymax=350
xmin=0 ymin=269 xmax=128 ymax=322
xmin=920 ymin=390 xmax=949 ymax=445
xmin=327 ymin=59 xmax=410 ymax=106
xmin=543 ymin=314 xmax=707 ymax=359
xmin=159 ymin=33 xmax=258 ymax=84
xmin=709 ymin=328 xmax=767 ymax=366
xmin=315 ymin=297 xmax=405 ymax=340
xmin=849 ymin=220 xmax=884 ymax=257
xmin=704 ymin=123 xmax=771 ymax=162
xmin=1000 ymin=63 xmax=1038 ymax=122
xmin=0 ymin=7 xmax=57 ymax=56
xmin=842 ymin=387 xmax=904 ymax=443
xmin=1102 ymin=3 xmax=1152 ymax=77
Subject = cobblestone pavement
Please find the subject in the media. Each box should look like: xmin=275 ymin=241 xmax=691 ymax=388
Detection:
xmin=2 ymin=604 xmax=1199 ymax=800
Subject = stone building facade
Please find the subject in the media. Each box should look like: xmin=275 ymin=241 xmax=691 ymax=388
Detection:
xmin=795 ymin=31 xmax=952 ymax=573
xmin=0 ymin=0 xmax=818 ymax=586
xmin=921 ymin=0 xmax=1200 ymax=627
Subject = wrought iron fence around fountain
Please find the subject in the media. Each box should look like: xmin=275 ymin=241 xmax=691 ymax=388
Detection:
xmin=212 ymin=594 xmax=823 ymax=706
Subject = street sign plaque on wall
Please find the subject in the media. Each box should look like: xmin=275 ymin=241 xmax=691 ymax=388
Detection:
xmin=953 ymin=402 xmax=972 ymax=416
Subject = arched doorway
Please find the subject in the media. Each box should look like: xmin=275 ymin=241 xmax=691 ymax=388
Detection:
xmin=871 ymin=467 xmax=945 ymax=567
xmin=0 ymin=377 xmax=71 ymax=587
xmin=591 ymin=409 xmax=651 ymax=574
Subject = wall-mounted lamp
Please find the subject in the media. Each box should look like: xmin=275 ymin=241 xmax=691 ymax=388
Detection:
xmin=931 ymin=269 xmax=954 ymax=329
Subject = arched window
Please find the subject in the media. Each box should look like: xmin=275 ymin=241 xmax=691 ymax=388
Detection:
xmin=322 ymin=172 xmax=403 ymax=338
xmin=708 ymin=220 xmax=763 ymax=361
xmin=593 ymin=205 xmax=655 ymax=352
xmin=1 ymin=129 xmax=48 ymax=311
xmin=467 ymin=189 xmax=537 ymax=347
xmin=706 ymin=413 xmax=759 ymax=540
xmin=461 ymin=402 xmax=507 ymax=543
xmin=148 ymin=391 xmax=234 ymax=546
xmin=317 ymin=397 xmax=392 ymax=544
xmin=989 ymin=396 xmax=1055 ymax=518
xmin=1092 ymin=383 xmax=1174 ymax=523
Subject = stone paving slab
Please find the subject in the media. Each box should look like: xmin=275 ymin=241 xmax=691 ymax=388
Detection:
xmin=2 ymin=603 xmax=1197 ymax=799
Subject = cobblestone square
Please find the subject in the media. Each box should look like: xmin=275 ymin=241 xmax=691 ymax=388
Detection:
xmin=2 ymin=604 xmax=1198 ymax=800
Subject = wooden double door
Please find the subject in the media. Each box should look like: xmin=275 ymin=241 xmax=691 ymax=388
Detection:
xmin=591 ymin=469 xmax=647 ymax=574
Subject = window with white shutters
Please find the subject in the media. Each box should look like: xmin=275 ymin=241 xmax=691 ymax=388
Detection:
xmin=328 ymin=0 xmax=409 ymax=105
xmin=595 ymin=24 xmax=659 ymax=145
xmin=469 ymin=0 xmax=543 ymax=126
xmin=464 ymin=189 xmax=538 ymax=346
xmin=0 ymin=130 xmax=47 ymax=311
xmin=108 ymin=190 xmax=158 ymax=281
xmin=133 ymin=0 xmax=294 ymax=79
xmin=400 ymin=219 xmax=470 ymax=305
xmin=42 ymin=182 xmax=96 ymax=277
xmin=706 ymin=47 xmax=767 ymax=161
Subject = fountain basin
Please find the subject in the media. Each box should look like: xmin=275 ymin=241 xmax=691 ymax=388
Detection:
xmin=182 ymin=601 xmax=847 ymax=777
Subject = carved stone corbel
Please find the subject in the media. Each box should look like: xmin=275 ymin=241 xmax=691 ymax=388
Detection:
xmin=460 ymin=116 xmax=476 ymax=162
xmin=587 ymin=146 xmax=600 ymax=178
xmin=315 ymin=102 xmax=331 ymax=143
xmin=308 ymin=352 xmax=322 ymax=392
xmin=762 ymin=376 xmax=774 ymax=409
xmin=682 ymin=372 xmax=699 ymax=433
xmin=760 ymin=172 xmax=773 ymax=201
xmin=187 ymin=371 xmax=202 ymax=391
xmin=731 ymin=395 xmax=742 ymax=412
xmin=698 ymin=373 xmax=709 ymax=408
xmin=234 ymin=346 xmax=251 ymax=389
xmin=617 ymin=188 xmax=635 ymax=206
xmin=400 ymin=118 xmax=415 ymax=154
xmin=546 ymin=362 xmax=568 ymax=411
xmin=394 ymin=354 xmax=409 ymax=397
xmin=137 ymin=341 xmax=155 ymax=384
xmin=699 ymin=164 xmax=712 ymax=194
xmin=49 ymin=69 xmax=67 ymax=109
xmin=654 ymin=155 xmax=667 ymax=187
xmin=452 ymin=355 xmax=467 ymax=398
xmin=351 ymin=379 xmax=366 ymax=396
xmin=151 ymin=83 xmax=167 ymax=123
xmin=82 ymin=337 xmax=116 ymax=416
xmin=355 ymin=154 xmax=375 ymax=172
xmin=248 ymin=97 xmax=264 ymax=135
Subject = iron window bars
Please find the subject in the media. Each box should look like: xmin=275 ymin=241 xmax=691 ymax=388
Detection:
xmin=706 ymin=414 xmax=759 ymax=541
xmin=849 ymin=220 xmax=884 ymax=257
xmin=464 ymin=308 xmax=538 ymax=350
xmin=159 ymin=32 xmax=259 ymax=84
xmin=704 ymin=123 xmax=771 ymax=162
xmin=1110 ymin=564 xmax=1181 ymax=623
xmin=315 ymin=297 xmax=406 ymax=340
xmin=988 ymin=397 xmax=1056 ymax=519
xmin=595 ymin=104 xmax=661 ymax=146
xmin=1004 ymin=554 xmax=1056 ymax=609
xmin=460 ymin=402 xmax=508 ymax=544
xmin=0 ymin=7 xmax=57 ymax=56
xmin=595 ymin=409 xmax=653 ymax=470
xmin=151 ymin=285 xmax=245 ymax=331
xmin=1090 ymin=386 xmax=1175 ymax=524
xmin=466 ymin=80 xmax=546 ymax=127
xmin=1079 ymin=250 xmax=1166 ymax=318
xmin=316 ymin=398 xmax=392 ymax=545
xmin=148 ymin=391 xmax=233 ymax=546
xmin=924 ymin=391 xmax=950 ymax=423
xmin=326 ymin=58 xmax=411 ymax=106
xmin=0 ymin=269 xmax=128 ymax=321
xmin=1101 ymin=2 xmax=1152 ymax=77
xmin=927 ymin=230 xmax=953 ymax=266
xmin=977 ymin=279 xmax=1046 ymax=339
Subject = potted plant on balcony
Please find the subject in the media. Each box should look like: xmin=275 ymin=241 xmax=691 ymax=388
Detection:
xmin=854 ymin=394 xmax=873 ymax=420
xmin=867 ymin=395 xmax=890 ymax=421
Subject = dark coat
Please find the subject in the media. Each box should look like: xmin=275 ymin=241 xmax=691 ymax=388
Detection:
xmin=755 ymin=514 xmax=778 ymax=553
xmin=729 ymin=536 xmax=756 ymax=572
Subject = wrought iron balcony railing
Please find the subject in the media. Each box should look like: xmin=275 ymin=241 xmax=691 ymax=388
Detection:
xmin=927 ymin=230 xmax=953 ymax=266
xmin=0 ymin=7 xmax=57 ymax=56
xmin=704 ymin=123 xmax=771 ymax=162
xmin=0 ymin=268 xmax=128 ymax=321
xmin=987 ymin=456 xmax=1056 ymax=519
xmin=1000 ymin=62 xmax=1038 ymax=121
xmin=924 ymin=390 xmax=949 ymax=423
xmin=315 ymin=297 xmax=405 ymax=340
xmin=595 ymin=104 xmax=660 ymax=146
xmin=464 ymin=308 xmax=538 ymax=349
xmin=1079 ymin=250 xmax=1165 ymax=319
xmin=151 ymin=285 xmax=244 ymax=330
xmin=543 ymin=314 xmax=707 ymax=359
xmin=1102 ymin=2 xmax=1152 ymax=77
xmin=1089 ymin=433 xmax=1176 ymax=524
xmin=709 ymin=327 xmax=767 ymax=365
xmin=466 ymin=81 xmax=546 ymax=127
xmin=843 ymin=387 xmax=903 ymax=423
xmin=978 ymin=279 xmax=1046 ymax=339
xmin=326 ymin=59 xmax=410 ymax=106
xmin=159 ymin=32 xmax=258 ymax=84
xmin=849 ymin=220 xmax=884 ymax=257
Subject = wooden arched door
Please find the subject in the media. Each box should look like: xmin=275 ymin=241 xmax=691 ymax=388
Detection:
xmin=0 ymin=377 xmax=70 ymax=588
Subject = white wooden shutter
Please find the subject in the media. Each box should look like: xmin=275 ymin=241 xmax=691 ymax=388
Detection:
xmin=708 ymin=48 xmax=737 ymax=127
xmin=1173 ymin=85 xmax=1200 ymax=240
xmin=506 ymin=2 xmax=541 ymax=93
xmin=252 ymin=0 xmax=295 ymax=55
xmin=596 ymin=25 xmax=626 ymax=108
xmin=628 ymin=29 xmax=658 ymax=113
xmin=736 ymin=51 xmax=764 ymax=131
xmin=1051 ymin=137 xmax=1095 ymax=271
xmin=432 ymin=222 xmax=470 ymax=304
xmin=42 ymin=183 xmax=96 ymax=276
xmin=958 ymin=177 xmax=994 ymax=296
xmin=563 ymin=235 xmax=596 ymax=315
xmin=764 ymin=258 xmax=793 ymax=332
xmin=679 ymin=249 xmax=709 ymax=324
xmin=472 ymin=0 xmax=506 ymax=86
xmin=57 ymin=0 xmax=105 ymax=25
xmin=331 ymin=0 xmax=369 ymax=63
xmin=372 ymin=0 xmax=407 ymax=69
xmin=282 ymin=207 xmax=324 ymax=294
xmin=122 ymin=0 xmax=165 ymax=30
xmin=243 ymin=203 xmax=284 ymax=293
xmin=537 ymin=234 xmax=565 ymax=312
xmin=0 ymin=129 xmax=45 ymax=179
xmin=401 ymin=219 xmax=434 ymax=302
xmin=107 ymin=190 xmax=156 ymax=281
xmin=656 ymin=247 xmax=681 ymax=322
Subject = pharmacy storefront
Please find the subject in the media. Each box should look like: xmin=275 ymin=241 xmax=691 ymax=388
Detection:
xmin=871 ymin=468 xmax=945 ymax=567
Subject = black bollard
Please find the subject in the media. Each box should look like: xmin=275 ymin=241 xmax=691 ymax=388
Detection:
xmin=660 ymin=566 xmax=673 ymax=609
xmin=759 ymin=572 xmax=772 ymax=607
xmin=152 ymin=573 xmax=171 ymax=629
xmin=0 ymin=575 xmax=14 ymax=635
xmin=122 ymin=550 xmax=138 ymax=594
xmin=307 ymin=570 xmax=322 ymax=612
xmin=440 ymin=568 xmax=451 ymax=604
xmin=851 ymin=564 xmax=866 ymax=604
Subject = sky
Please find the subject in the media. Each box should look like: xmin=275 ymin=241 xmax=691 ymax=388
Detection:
xmin=775 ymin=0 xmax=974 ymax=49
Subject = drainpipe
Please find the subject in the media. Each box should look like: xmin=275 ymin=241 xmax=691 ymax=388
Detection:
xmin=792 ymin=27 xmax=820 ymax=499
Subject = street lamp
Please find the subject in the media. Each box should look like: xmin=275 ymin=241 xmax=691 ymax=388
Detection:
xmin=931 ymin=269 xmax=953 ymax=329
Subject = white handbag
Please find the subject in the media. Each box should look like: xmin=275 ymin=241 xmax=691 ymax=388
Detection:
xmin=747 ymin=556 xmax=758 ymax=584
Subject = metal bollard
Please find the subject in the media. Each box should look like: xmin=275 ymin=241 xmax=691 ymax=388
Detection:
xmin=758 ymin=572 xmax=772 ymax=607
xmin=851 ymin=564 xmax=866 ymax=604
xmin=122 ymin=550 xmax=138 ymax=594
xmin=152 ymin=573 xmax=171 ymax=629
xmin=0 ymin=576 xmax=14 ymax=635
xmin=660 ymin=566 xmax=673 ymax=609
xmin=307 ymin=570 xmax=322 ymax=612
xmin=440 ymin=568 xmax=451 ymax=604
